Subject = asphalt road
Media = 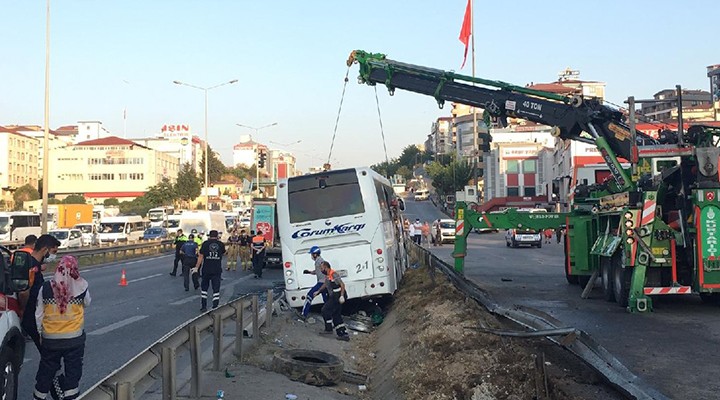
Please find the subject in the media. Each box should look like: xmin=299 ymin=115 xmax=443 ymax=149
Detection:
xmin=18 ymin=254 xmax=282 ymax=399
xmin=405 ymin=196 xmax=720 ymax=400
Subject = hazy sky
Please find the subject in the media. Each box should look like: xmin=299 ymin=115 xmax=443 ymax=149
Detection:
xmin=1 ymin=1 xmax=716 ymax=171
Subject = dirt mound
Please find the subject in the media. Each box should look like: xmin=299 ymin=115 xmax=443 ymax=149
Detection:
xmin=357 ymin=266 xmax=622 ymax=400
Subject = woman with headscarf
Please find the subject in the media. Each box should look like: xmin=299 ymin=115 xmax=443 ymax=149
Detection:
xmin=33 ymin=255 xmax=90 ymax=400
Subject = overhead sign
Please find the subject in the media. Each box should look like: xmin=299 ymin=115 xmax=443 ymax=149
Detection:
xmin=501 ymin=147 xmax=538 ymax=158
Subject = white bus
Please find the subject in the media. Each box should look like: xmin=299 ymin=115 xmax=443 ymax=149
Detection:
xmin=147 ymin=206 xmax=175 ymax=227
xmin=277 ymin=167 xmax=407 ymax=308
xmin=0 ymin=212 xmax=42 ymax=242
xmin=178 ymin=211 xmax=227 ymax=238
xmin=98 ymin=215 xmax=146 ymax=243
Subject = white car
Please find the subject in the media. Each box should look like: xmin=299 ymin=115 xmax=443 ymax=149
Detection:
xmin=432 ymin=219 xmax=456 ymax=244
xmin=505 ymin=228 xmax=542 ymax=248
xmin=239 ymin=217 xmax=251 ymax=229
xmin=414 ymin=189 xmax=430 ymax=201
xmin=48 ymin=228 xmax=84 ymax=249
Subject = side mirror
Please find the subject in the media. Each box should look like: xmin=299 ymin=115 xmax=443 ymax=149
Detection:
xmin=398 ymin=198 xmax=406 ymax=211
xmin=8 ymin=250 xmax=31 ymax=292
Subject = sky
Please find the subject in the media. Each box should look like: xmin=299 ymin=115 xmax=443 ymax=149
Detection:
xmin=1 ymin=1 xmax=716 ymax=172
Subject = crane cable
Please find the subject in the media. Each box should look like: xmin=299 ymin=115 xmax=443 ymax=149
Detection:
xmin=327 ymin=66 xmax=351 ymax=166
xmin=374 ymin=86 xmax=391 ymax=177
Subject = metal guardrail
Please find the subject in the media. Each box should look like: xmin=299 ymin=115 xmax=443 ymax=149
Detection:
xmin=0 ymin=239 xmax=174 ymax=264
xmin=406 ymin=242 xmax=668 ymax=400
xmin=79 ymin=290 xmax=277 ymax=400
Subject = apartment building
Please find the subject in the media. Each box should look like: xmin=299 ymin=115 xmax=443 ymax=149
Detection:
xmin=0 ymin=127 xmax=40 ymax=209
xmin=48 ymin=136 xmax=180 ymax=203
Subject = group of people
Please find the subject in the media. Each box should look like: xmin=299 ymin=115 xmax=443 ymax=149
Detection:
xmin=543 ymin=227 xmax=565 ymax=244
xmin=169 ymin=228 xmax=268 ymax=310
xmin=301 ymin=246 xmax=350 ymax=342
xmin=403 ymin=218 xmax=435 ymax=246
xmin=7 ymin=234 xmax=90 ymax=400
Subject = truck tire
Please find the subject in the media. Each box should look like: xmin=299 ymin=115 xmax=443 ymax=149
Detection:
xmin=0 ymin=347 xmax=19 ymax=400
xmin=601 ymin=256 xmax=615 ymax=302
xmin=612 ymin=251 xmax=631 ymax=307
xmin=272 ymin=349 xmax=344 ymax=386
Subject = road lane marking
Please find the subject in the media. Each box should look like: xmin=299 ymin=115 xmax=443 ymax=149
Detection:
xmin=169 ymin=296 xmax=198 ymax=306
xmin=127 ymin=273 xmax=163 ymax=283
xmin=83 ymin=255 xmax=173 ymax=273
xmin=88 ymin=315 xmax=148 ymax=336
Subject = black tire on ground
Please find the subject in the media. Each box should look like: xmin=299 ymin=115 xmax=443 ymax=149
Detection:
xmin=272 ymin=349 xmax=344 ymax=386
xmin=0 ymin=347 xmax=18 ymax=400
xmin=601 ymin=256 xmax=615 ymax=302
xmin=612 ymin=251 xmax=631 ymax=307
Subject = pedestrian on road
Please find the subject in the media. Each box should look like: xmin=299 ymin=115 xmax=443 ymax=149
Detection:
xmin=312 ymin=261 xmax=350 ymax=341
xmin=196 ymin=230 xmax=226 ymax=311
xmin=20 ymin=234 xmax=61 ymax=351
xmin=251 ymin=230 xmax=266 ymax=279
xmin=169 ymin=229 xmax=188 ymax=276
xmin=543 ymin=228 xmax=553 ymax=244
xmin=301 ymin=246 xmax=328 ymax=319
xmin=239 ymin=229 xmax=251 ymax=271
xmin=33 ymin=255 xmax=90 ymax=400
xmin=413 ymin=219 xmax=422 ymax=245
xmin=556 ymin=227 xmax=563 ymax=244
xmin=226 ymin=230 xmax=241 ymax=271
xmin=9 ymin=233 xmax=37 ymax=265
xmin=194 ymin=231 xmax=203 ymax=246
xmin=434 ymin=219 xmax=442 ymax=247
xmin=421 ymin=221 xmax=431 ymax=247
xmin=181 ymin=234 xmax=200 ymax=291
xmin=407 ymin=220 xmax=416 ymax=243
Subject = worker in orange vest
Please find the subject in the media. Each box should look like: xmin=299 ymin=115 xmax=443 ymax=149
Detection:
xmin=250 ymin=230 xmax=266 ymax=279
xmin=311 ymin=261 xmax=350 ymax=341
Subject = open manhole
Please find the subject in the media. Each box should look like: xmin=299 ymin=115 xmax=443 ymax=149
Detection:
xmin=273 ymin=349 xmax=344 ymax=386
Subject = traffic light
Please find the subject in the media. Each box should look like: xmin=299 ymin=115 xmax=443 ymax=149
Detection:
xmin=479 ymin=133 xmax=492 ymax=153
xmin=258 ymin=150 xmax=267 ymax=169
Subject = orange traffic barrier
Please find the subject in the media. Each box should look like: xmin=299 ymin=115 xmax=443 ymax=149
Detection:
xmin=119 ymin=269 xmax=128 ymax=286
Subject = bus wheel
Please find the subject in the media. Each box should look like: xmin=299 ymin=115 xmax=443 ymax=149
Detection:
xmin=612 ymin=251 xmax=631 ymax=307
xmin=601 ymin=256 xmax=615 ymax=302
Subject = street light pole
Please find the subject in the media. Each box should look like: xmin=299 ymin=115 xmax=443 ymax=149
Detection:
xmin=236 ymin=123 xmax=277 ymax=197
xmin=174 ymin=79 xmax=238 ymax=210
xmin=41 ymin=0 xmax=51 ymax=233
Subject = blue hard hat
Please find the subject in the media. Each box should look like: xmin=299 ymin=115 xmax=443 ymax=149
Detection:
xmin=309 ymin=246 xmax=321 ymax=255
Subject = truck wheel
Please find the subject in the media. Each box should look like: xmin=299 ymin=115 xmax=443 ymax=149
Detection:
xmin=0 ymin=347 xmax=19 ymax=400
xmin=272 ymin=349 xmax=344 ymax=386
xmin=612 ymin=251 xmax=631 ymax=307
xmin=601 ymin=256 xmax=615 ymax=302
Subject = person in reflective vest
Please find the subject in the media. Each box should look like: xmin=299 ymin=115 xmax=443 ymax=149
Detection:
xmin=169 ymin=229 xmax=188 ymax=276
xmin=226 ymin=230 xmax=241 ymax=271
xmin=251 ymin=231 xmax=266 ymax=279
xmin=311 ymin=261 xmax=350 ymax=341
xmin=33 ymin=255 xmax=90 ymax=400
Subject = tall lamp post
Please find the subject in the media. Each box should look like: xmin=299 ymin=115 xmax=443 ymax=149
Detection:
xmin=41 ymin=0 xmax=51 ymax=233
xmin=236 ymin=123 xmax=278 ymax=196
xmin=173 ymin=79 xmax=238 ymax=210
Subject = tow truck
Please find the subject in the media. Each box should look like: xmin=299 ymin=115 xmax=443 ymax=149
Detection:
xmin=348 ymin=50 xmax=720 ymax=313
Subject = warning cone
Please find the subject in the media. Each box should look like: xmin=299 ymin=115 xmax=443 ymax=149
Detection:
xmin=119 ymin=269 xmax=128 ymax=287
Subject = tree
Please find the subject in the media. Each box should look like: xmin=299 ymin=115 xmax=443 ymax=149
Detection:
xmin=199 ymin=145 xmax=227 ymax=185
xmin=62 ymin=195 xmax=87 ymax=204
xmin=145 ymin=177 xmax=177 ymax=206
xmin=104 ymin=198 xmax=120 ymax=206
xmin=426 ymin=159 xmax=474 ymax=196
xmin=13 ymin=184 xmax=40 ymax=210
xmin=396 ymin=166 xmax=413 ymax=181
xmin=47 ymin=198 xmax=61 ymax=205
xmin=175 ymin=162 xmax=202 ymax=203
xmin=227 ymin=165 xmax=252 ymax=181
xmin=119 ymin=196 xmax=153 ymax=216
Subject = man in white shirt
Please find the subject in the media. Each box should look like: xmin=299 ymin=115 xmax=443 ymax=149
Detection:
xmin=412 ymin=219 xmax=423 ymax=244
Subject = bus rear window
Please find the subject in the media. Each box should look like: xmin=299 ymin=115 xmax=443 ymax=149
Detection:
xmin=288 ymin=170 xmax=365 ymax=223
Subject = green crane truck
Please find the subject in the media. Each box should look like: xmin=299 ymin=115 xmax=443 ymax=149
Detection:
xmin=348 ymin=50 xmax=720 ymax=313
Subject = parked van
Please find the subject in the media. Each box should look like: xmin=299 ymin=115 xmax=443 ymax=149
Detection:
xmin=74 ymin=223 xmax=98 ymax=246
xmin=99 ymin=215 xmax=145 ymax=243
xmin=414 ymin=189 xmax=430 ymax=201
xmin=48 ymin=228 xmax=84 ymax=249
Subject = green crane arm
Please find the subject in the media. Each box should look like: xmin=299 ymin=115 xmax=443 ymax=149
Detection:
xmin=466 ymin=206 xmax=567 ymax=231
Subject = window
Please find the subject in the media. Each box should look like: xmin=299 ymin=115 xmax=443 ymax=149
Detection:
xmin=507 ymin=187 xmax=520 ymax=196
xmin=524 ymin=187 xmax=536 ymax=196
xmin=522 ymin=159 xmax=536 ymax=173
xmin=506 ymin=160 xmax=519 ymax=173
xmin=373 ymin=179 xmax=392 ymax=222
xmin=287 ymin=170 xmax=365 ymax=223
xmin=130 ymin=173 xmax=144 ymax=180
xmin=119 ymin=173 xmax=128 ymax=180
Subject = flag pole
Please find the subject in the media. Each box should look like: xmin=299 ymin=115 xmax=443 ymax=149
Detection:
xmin=470 ymin=0 xmax=479 ymax=193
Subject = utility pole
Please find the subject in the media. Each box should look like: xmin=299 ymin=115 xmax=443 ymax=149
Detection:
xmin=470 ymin=0 xmax=479 ymax=193
xmin=41 ymin=0 xmax=51 ymax=234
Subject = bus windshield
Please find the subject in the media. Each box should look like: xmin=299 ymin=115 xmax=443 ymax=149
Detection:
xmin=100 ymin=223 xmax=126 ymax=233
xmin=0 ymin=217 xmax=9 ymax=235
xmin=288 ymin=170 xmax=365 ymax=223
xmin=148 ymin=211 xmax=165 ymax=221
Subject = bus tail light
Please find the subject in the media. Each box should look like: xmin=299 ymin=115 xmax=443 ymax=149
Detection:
xmin=376 ymin=257 xmax=384 ymax=264
xmin=284 ymin=262 xmax=292 ymax=268
xmin=285 ymin=270 xmax=293 ymax=277
xmin=376 ymin=248 xmax=383 ymax=255
xmin=377 ymin=265 xmax=385 ymax=271
xmin=286 ymin=278 xmax=293 ymax=285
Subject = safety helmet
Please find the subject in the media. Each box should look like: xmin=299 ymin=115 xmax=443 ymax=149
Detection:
xmin=309 ymin=246 xmax=321 ymax=255
xmin=191 ymin=229 xmax=198 ymax=234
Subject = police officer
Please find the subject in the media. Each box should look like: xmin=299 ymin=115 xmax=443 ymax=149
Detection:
xmin=170 ymin=229 xmax=188 ymax=276
xmin=33 ymin=255 xmax=90 ymax=400
xmin=312 ymin=261 xmax=349 ymax=341
xmin=196 ymin=230 xmax=226 ymax=311
xmin=226 ymin=230 xmax=241 ymax=271
xmin=301 ymin=246 xmax=327 ymax=319
xmin=180 ymin=234 xmax=200 ymax=291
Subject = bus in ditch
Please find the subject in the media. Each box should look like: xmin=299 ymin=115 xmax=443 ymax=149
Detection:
xmin=0 ymin=211 xmax=41 ymax=242
xmin=277 ymin=167 xmax=407 ymax=308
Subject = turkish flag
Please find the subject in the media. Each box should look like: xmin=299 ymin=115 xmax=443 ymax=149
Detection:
xmin=459 ymin=0 xmax=472 ymax=69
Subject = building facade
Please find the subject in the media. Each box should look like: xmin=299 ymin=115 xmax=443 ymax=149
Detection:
xmin=48 ymin=136 xmax=180 ymax=203
xmin=232 ymin=135 xmax=269 ymax=169
xmin=133 ymin=124 xmax=203 ymax=171
xmin=0 ymin=127 xmax=40 ymax=209
xmin=431 ymin=117 xmax=453 ymax=156
xmin=640 ymin=89 xmax=712 ymax=122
